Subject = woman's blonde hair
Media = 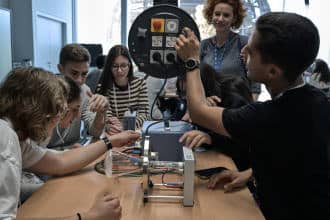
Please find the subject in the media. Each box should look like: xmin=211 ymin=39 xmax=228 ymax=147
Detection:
xmin=0 ymin=67 xmax=69 ymax=142
xmin=203 ymin=0 xmax=246 ymax=29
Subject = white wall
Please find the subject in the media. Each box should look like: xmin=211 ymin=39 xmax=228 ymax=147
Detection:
xmin=0 ymin=7 xmax=12 ymax=81
xmin=269 ymin=0 xmax=330 ymax=64
xmin=33 ymin=0 xmax=73 ymax=42
xmin=0 ymin=0 xmax=9 ymax=8
xmin=10 ymin=0 xmax=33 ymax=63
xmin=9 ymin=0 xmax=74 ymax=65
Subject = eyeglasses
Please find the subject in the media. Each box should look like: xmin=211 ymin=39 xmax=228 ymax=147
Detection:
xmin=112 ymin=63 xmax=130 ymax=71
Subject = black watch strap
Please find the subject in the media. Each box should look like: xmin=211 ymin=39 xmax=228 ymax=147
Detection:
xmin=184 ymin=59 xmax=200 ymax=72
xmin=102 ymin=137 xmax=113 ymax=150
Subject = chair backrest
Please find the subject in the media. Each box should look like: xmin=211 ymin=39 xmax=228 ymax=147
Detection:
xmin=80 ymin=44 xmax=103 ymax=67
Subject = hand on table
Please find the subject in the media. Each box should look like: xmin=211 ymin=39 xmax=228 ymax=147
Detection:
xmin=208 ymin=168 xmax=253 ymax=192
xmin=179 ymin=130 xmax=211 ymax=148
xmin=84 ymin=189 xmax=122 ymax=220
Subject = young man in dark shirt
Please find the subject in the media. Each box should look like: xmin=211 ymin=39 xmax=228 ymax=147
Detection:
xmin=175 ymin=12 xmax=329 ymax=220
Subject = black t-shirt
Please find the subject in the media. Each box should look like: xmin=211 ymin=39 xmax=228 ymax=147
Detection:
xmin=223 ymin=84 xmax=330 ymax=220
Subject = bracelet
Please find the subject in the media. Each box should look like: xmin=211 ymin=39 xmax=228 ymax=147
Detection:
xmin=102 ymin=137 xmax=113 ymax=150
xmin=77 ymin=213 xmax=82 ymax=220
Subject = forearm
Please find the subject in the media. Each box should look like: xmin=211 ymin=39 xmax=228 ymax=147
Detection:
xmin=175 ymin=28 xmax=229 ymax=136
xmin=185 ymin=69 xmax=207 ymax=116
xmin=30 ymin=140 xmax=108 ymax=176
xmin=81 ymin=97 xmax=105 ymax=137
xmin=186 ymin=70 xmax=229 ymax=136
xmin=90 ymin=111 xmax=106 ymax=136
xmin=18 ymin=211 xmax=94 ymax=220
xmin=18 ymin=215 xmax=78 ymax=220
xmin=57 ymin=140 xmax=107 ymax=175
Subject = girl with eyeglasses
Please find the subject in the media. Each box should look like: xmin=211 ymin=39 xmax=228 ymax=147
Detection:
xmin=97 ymin=45 xmax=149 ymax=134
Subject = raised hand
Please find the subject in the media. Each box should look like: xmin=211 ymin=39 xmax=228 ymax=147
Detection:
xmin=105 ymin=117 xmax=123 ymax=135
xmin=175 ymin=27 xmax=200 ymax=61
xmin=87 ymin=90 xmax=109 ymax=113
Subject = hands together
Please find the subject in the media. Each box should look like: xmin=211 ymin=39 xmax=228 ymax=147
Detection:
xmin=87 ymin=90 xmax=109 ymax=113
xmin=105 ymin=117 xmax=123 ymax=135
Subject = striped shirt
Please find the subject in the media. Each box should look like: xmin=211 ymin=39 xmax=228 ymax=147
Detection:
xmin=100 ymin=77 xmax=149 ymax=129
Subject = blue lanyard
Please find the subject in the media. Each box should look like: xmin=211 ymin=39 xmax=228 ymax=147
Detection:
xmin=213 ymin=45 xmax=227 ymax=71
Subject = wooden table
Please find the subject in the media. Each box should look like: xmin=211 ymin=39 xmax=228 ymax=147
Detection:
xmin=17 ymin=151 xmax=264 ymax=220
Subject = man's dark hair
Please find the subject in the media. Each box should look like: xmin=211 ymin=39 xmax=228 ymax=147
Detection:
xmin=59 ymin=44 xmax=91 ymax=66
xmin=255 ymin=12 xmax=320 ymax=83
xmin=64 ymin=76 xmax=81 ymax=103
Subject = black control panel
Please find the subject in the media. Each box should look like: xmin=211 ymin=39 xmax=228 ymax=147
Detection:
xmin=128 ymin=5 xmax=200 ymax=79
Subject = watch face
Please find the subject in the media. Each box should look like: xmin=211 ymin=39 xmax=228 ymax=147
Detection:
xmin=186 ymin=59 xmax=196 ymax=68
xmin=185 ymin=59 xmax=199 ymax=71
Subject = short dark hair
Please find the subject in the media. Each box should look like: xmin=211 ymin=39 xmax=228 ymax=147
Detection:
xmin=64 ymin=76 xmax=81 ymax=103
xmin=255 ymin=12 xmax=320 ymax=83
xmin=98 ymin=45 xmax=134 ymax=95
xmin=59 ymin=44 xmax=91 ymax=66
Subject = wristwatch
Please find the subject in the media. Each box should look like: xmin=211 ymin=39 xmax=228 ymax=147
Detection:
xmin=102 ymin=137 xmax=113 ymax=150
xmin=184 ymin=59 xmax=200 ymax=71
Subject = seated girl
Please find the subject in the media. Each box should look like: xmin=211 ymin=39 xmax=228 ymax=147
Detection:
xmin=96 ymin=45 xmax=149 ymax=134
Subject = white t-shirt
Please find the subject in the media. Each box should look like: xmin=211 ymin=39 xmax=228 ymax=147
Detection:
xmin=0 ymin=119 xmax=47 ymax=219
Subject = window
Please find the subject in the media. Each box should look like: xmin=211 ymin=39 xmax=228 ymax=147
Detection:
xmin=76 ymin=0 xmax=122 ymax=53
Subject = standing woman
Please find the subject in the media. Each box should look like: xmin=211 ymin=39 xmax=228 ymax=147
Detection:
xmin=201 ymin=0 xmax=260 ymax=99
xmin=97 ymin=45 xmax=149 ymax=134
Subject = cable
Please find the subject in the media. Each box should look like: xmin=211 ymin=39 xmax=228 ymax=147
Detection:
xmin=150 ymin=77 xmax=168 ymax=120
xmin=161 ymin=169 xmax=183 ymax=189
xmin=145 ymin=120 xmax=164 ymax=136
xmin=150 ymin=52 xmax=170 ymax=120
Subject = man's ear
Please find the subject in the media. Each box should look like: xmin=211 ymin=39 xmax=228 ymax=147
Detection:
xmin=57 ymin=64 xmax=63 ymax=74
xmin=268 ymin=64 xmax=283 ymax=80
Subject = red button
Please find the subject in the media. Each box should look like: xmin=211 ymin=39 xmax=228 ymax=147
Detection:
xmin=153 ymin=21 xmax=162 ymax=31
